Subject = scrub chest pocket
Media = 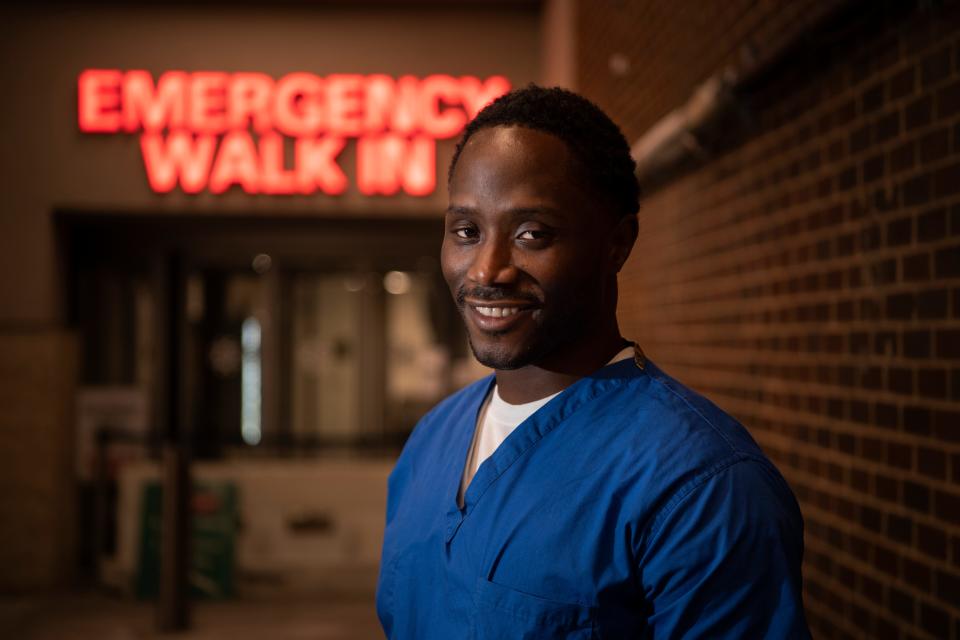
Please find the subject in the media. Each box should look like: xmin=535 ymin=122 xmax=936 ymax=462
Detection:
xmin=470 ymin=578 xmax=596 ymax=640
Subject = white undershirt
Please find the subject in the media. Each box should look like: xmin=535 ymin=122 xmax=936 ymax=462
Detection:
xmin=458 ymin=345 xmax=635 ymax=506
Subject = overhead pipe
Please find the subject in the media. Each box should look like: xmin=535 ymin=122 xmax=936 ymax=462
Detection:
xmin=629 ymin=0 xmax=884 ymax=192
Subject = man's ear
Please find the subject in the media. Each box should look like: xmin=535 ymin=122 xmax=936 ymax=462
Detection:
xmin=610 ymin=214 xmax=639 ymax=273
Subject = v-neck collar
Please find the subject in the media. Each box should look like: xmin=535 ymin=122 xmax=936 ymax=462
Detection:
xmin=443 ymin=356 xmax=646 ymax=543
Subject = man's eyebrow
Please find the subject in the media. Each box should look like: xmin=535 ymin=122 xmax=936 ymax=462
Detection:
xmin=445 ymin=205 xmax=564 ymax=218
xmin=445 ymin=205 xmax=476 ymax=216
xmin=506 ymin=206 xmax=563 ymax=218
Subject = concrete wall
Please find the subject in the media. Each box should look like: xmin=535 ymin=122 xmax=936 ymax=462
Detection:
xmin=0 ymin=331 xmax=77 ymax=591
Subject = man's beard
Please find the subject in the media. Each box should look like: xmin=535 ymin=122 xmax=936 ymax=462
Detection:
xmin=467 ymin=330 xmax=544 ymax=370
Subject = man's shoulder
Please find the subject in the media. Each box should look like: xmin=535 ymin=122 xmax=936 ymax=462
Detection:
xmin=601 ymin=359 xmax=762 ymax=458
xmin=592 ymin=359 xmax=791 ymax=502
xmin=576 ymin=361 xmax=801 ymax=552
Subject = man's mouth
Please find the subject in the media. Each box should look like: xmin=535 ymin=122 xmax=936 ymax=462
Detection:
xmin=473 ymin=305 xmax=522 ymax=318
xmin=456 ymin=287 xmax=541 ymax=332
xmin=463 ymin=298 xmax=539 ymax=332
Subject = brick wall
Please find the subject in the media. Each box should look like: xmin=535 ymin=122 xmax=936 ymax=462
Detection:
xmin=578 ymin=0 xmax=847 ymax=141
xmin=580 ymin=1 xmax=960 ymax=638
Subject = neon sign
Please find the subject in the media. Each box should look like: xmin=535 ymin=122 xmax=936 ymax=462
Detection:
xmin=78 ymin=70 xmax=510 ymax=196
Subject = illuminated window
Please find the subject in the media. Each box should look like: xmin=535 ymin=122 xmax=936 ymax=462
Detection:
xmin=241 ymin=316 xmax=262 ymax=446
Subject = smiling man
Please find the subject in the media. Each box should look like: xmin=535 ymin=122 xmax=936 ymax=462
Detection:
xmin=377 ymin=86 xmax=810 ymax=639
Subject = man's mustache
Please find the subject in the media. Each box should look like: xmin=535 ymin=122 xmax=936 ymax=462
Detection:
xmin=456 ymin=286 xmax=541 ymax=306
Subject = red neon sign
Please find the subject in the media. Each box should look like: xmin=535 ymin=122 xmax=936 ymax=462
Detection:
xmin=78 ymin=69 xmax=510 ymax=196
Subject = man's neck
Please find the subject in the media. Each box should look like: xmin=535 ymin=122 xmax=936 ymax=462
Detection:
xmin=494 ymin=331 xmax=628 ymax=404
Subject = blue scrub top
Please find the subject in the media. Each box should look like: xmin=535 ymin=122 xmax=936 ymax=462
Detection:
xmin=377 ymin=357 xmax=810 ymax=638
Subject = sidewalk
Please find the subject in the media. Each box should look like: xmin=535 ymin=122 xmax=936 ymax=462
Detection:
xmin=0 ymin=591 xmax=384 ymax=640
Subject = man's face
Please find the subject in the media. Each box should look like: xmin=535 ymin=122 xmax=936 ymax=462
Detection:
xmin=442 ymin=125 xmax=620 ymax=370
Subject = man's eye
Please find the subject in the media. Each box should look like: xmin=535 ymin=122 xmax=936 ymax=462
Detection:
xmin=518 ymin=229 xmax=549 ymax=241
xmin=454 ymin=227 xmax=477 ymax=239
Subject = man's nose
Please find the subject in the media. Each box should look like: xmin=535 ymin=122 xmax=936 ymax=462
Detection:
xmin=467 ymin=237 xmax=518 ymax=285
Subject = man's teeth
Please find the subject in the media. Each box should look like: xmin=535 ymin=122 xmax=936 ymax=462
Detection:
xmin=475 ymin=306 xmax=520 ymax=318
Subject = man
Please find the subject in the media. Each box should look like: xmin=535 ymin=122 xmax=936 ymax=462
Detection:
xmin=377 ymin=85 xmax=810 ymax=638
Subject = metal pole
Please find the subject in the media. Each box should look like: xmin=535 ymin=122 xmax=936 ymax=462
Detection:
xmin=157 ymin=250 xmax=191 ymax=632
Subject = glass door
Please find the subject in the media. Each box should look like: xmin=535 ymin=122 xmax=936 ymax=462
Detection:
xmin=65 ymin=215 xmax=485 ymax=460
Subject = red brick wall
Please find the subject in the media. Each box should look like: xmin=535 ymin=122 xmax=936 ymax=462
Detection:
xmin=580 ymin=2 xmax=960 ymax=638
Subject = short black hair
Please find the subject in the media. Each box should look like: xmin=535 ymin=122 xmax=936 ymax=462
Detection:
xmin=448 ymin=84 xmax=640 ymax=218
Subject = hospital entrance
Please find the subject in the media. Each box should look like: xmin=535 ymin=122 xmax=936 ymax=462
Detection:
xmin=62 ymin=212 xmax=485 ymax=599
